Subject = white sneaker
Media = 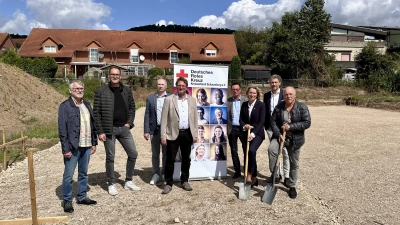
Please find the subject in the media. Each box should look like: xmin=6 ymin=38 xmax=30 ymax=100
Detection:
xmin=150 ymin=174 xmax=160 ymax=185
xmin=108 ymin=184 xmax=118 ymax=196
xmin=124 ymin=181 xmax=141 ymax=191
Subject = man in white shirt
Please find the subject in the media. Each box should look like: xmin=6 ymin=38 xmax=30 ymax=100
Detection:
xmin=263 ymin=74 xmax=289 ymax=186
xmin=144 ymin=78 xmax=169 ymax=185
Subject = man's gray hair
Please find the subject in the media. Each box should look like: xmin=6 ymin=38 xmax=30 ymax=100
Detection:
xmin=269 ymin=74 xmax=282 ymax=84
xmin=69 ymin=80 xmax=84 ymax=89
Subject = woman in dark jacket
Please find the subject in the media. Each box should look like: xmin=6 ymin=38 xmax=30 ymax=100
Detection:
xmin=240 ymin=86 xmax=265 ymax=186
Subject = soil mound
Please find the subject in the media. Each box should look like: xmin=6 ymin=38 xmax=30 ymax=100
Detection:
xmin=0 ymin=62 xmax=66 ymax=137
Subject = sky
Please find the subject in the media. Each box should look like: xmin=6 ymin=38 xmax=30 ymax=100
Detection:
xmin=1 ymin=0 xmax=400 ymax=35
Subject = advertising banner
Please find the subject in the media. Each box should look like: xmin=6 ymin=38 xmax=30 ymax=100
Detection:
xmin=172 ymin=64 xmax=229 ymax=180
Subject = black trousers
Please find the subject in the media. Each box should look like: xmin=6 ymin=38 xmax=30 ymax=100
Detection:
xmin=164 ymin=129 xmax=193 ymax=186
xmin=228 ymin=126 xmax=245 ymax=174
xmin=241 ymin=134 xmax=262 ymax=177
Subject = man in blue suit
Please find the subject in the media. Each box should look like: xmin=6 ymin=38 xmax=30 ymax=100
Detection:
xmin=144 ymin=78 xmax=169 ymax=185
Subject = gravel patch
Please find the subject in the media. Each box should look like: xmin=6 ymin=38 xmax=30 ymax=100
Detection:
xmin=0 ymin=106 xmax=399 ymax=224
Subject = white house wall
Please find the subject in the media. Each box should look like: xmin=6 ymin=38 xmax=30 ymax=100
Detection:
xmin=325 ymin=41 xmax=386 ymax=61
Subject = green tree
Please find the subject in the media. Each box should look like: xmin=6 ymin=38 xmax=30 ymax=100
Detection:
xmin=229 ymin=55 xmax=242 ymax=83
xmin=355 ymin=42 xmax=400 ymax=92
xmin=265 ymin=0 xmax=333 ymax=83
xmin=235 ymin=26 xmax=270 ymax=65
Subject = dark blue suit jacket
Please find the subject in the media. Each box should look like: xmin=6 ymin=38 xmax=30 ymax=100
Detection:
xmin=239 ymin=100 xmax=266 ymax=140
xmin=144 ymin=92 xmax=170 ymax=135
xmin=263 ymin=90 xmax=284 ymax=130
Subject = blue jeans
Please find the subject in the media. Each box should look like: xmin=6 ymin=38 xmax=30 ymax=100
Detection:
xmin=62 ymin=147 xmax=91 ymax=202
xmin=104 ymin=126 xmax=138 ymax=184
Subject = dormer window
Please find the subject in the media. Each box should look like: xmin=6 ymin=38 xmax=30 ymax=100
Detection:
xmin=89 ymin=48 xmax=98 ymax=62
xmin=205 ymin=49 xmax=217 ymax=57
xmin=44 ymin=46 xmax=56 ymax=53
xmin=170 ymin=50 xmax=178 ymax=64
xmin=130 ymin=49 xmax=139 ymax=63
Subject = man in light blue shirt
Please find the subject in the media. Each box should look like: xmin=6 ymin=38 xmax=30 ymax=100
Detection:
xmin=144 ymin=78 xmax=169 ymax=185
xmin=227 ymin=83 xmax=248 ymax=178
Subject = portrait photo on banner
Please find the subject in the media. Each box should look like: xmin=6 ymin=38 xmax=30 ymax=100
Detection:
xmin=210 ymin=124 xmax=228 ymax=144
xmin=193 ymin=87 xmax=211 ymax=106
xmin=210 ymin=88 xmax=228 ymax=106
xmin=210 ymin=143 xmax=227 ymax=161
xmin=173 ymin=86 xmax=192 ymax=95
xmin=197 ymin=125 xmax=210 ymax=143
xmin=210 ymin=106 xmax=227 ymax=125
xmin=191 ymin=143 xmax=210 ymax=162
xmin=197 ymin=106 xmax=210 ymax=125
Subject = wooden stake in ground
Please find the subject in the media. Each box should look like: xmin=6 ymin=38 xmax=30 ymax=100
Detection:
xmin=2 ymin=129 xmax=5 ymax=171
xmin=27 ymin=149 xmax=38 ymax=225
xmin=0 ymin=148 xmax=68 ymax=225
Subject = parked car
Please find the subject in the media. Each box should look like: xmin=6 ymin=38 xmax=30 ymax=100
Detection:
xmin=342 ymin=68 xmax=357 ymax=82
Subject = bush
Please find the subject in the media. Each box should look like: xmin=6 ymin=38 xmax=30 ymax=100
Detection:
xmin=127 ymin=75 xmax=146 ymax=88
xmin=0 ymin=50 xmax=58 ymax=79
xmin=148 ymin=67 xmax=164 ymax=76
xmin=81 ymin=78 xmax=102 ymax=104
xmin=178 ymin=57 xmax=192 ymax=64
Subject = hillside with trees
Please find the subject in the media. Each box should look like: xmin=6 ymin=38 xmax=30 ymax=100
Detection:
xmin=127 ymin=24 xmax=234 ymax=34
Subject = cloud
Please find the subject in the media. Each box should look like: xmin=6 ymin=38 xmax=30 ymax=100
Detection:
xmin=193 ymin=0 xmax=302 ymax=29
xmin=0 ymin=0 xmax=111 ymax=34
xmin=0 ymin=10 xmax=31 ymax=34
xmin=26 ymin=0 xmax=111 ymax=30
xmin=155 ymin=19 xmax=174 ymax=26
xmin=193 ymin=0 xmax=400 ymax=29
xmin=325 ymin=0 xmax=400 ymax=26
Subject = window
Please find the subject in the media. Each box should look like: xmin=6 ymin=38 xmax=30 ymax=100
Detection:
xmin=130 ymin=49 xmax=139 ymax=63
xmin=44 ymin=46 xmax=56 ymax=53
xmin=138 ymin=67 xmax=143 ymax=75
xmin=170 ymin=50 xmax=178 ymax=64
xmin=205 ymin=49 xmax=217 ymax=57
xmin=341 ymin=53 xmax=350 ymax=61
xmin=89 ymin=48 xmax=98 ymax=62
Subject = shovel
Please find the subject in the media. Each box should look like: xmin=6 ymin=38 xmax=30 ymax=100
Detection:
xmin=238 ymin=128 xmax=252 ymax=200
xmin=262 ymin=131 xmax=286 ymax=205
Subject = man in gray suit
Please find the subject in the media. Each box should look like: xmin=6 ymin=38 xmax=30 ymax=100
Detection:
xmin=144 ymin=78 xmax=169 ymax=185
xmin=227 ymin=83 xmax=248 ymax=178
xmin=160 ymin=77 xmax=198 ymax=194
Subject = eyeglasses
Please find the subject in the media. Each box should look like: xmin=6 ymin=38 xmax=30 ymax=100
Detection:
xmin=109 ymin=74 xmax=121 ymax=77
xmin=72 ymin=88 xmax=84 ymax=92
xmin=231 ymin=88 xmax=240 ymax=91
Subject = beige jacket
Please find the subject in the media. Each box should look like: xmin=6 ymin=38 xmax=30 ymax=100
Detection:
xmin=160 ymin=94 xmax=198 ymax=140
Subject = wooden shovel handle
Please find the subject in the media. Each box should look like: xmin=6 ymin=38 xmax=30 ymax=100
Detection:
xmin=244 ymin=126 xmax=253 ymax=178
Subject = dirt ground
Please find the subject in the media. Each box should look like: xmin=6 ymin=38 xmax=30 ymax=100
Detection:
xmin=0 ymin=106 xmax=399 ymax=225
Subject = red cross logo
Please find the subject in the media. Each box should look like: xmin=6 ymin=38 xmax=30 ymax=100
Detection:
xmin=176 ymin=69 xmax=188 ymax=78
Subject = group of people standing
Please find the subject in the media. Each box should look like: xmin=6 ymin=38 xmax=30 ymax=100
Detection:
xmin=58 ymin=66 xmax=310 ymax=213
xmin=227 ymin=75 xmax=311 ymax=200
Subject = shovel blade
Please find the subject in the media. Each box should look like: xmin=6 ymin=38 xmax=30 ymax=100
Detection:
xmin=262 ymin=184 xmax=278 ymax=205
xmin=238 ymin=182 xmax=251 ymax=200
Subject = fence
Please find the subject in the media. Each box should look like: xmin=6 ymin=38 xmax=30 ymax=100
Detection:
xmin=1 ymin=129 xmax=27 ymax=171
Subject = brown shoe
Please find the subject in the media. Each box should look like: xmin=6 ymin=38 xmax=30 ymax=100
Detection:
xmin=161 ymin=185 xmax=172 ymax=194
xmin=181 ymin=182 xmax=192 ymax=191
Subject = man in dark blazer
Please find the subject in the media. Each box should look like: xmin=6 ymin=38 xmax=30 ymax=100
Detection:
xmin=263 ymin=74 xmax=288 ymax=185
xmin=144 ymin=78 xmax=169 ymax=185
xmin=227 ymin=83 xmax=248 ymax=178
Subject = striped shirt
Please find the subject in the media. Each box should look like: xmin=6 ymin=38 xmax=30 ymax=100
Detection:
xmin=78 ymin=103 xmax=92 ymax=147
